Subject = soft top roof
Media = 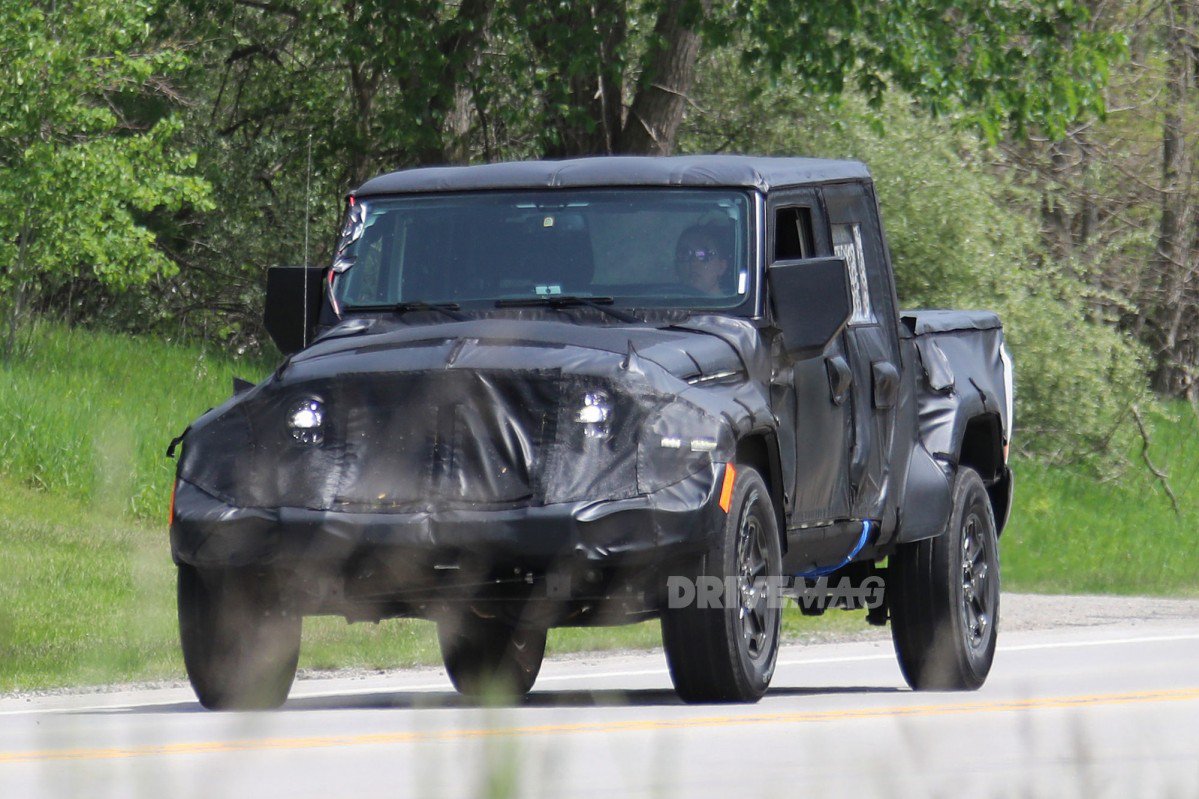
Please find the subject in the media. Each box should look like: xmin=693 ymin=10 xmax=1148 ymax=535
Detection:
xmin=353 ymin=155 xmax=870 ymax=197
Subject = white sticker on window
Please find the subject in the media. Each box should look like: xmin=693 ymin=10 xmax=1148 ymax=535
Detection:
xmin=832 ymin=223 xmax=874 ymax=324
xmin=535 ymin=285 xmax=562 ymax=295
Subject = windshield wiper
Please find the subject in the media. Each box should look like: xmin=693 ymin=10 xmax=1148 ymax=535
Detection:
xmin=495 ymin=295 xmax=639 ymax=324
xmin=344 ymin=301 xmax=465 ymax=322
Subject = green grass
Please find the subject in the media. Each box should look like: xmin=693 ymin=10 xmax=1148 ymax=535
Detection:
xmin=0 ymin=320 xmax=272 ymax=520
xmin=0 ymin=321 xmax=1195 ymax=691
xmin=0 ymin=476 xmax=179 ymax=690
xmin=1003 ymin=403 xmax=1199 ymax=596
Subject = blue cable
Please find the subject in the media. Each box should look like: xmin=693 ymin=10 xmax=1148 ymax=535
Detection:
xmin=794 ymin=520 xmax=874 ymax=579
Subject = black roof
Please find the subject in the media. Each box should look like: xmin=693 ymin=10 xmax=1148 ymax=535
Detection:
xmin=353 ymin=155 xmax=870 ymax=197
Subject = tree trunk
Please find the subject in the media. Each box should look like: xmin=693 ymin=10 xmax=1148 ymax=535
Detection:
xmin=346 ymin=62 xmax=377 ymax=186
xmin=1150 ymin=0 xmax=1196 ymax=395
xmin=619 ymin=0 xmax=707 ymax=155
xmin=4 ymin=214 xmax=31 ymax=363
xmin=432 ymin=0 xmax=497 ymax=164
xmin=1041 ymin=139 xmax=1074 ymax=262
xmin=1077 ymin=134 xmax=1099 ymax=258
xmin=595 ymin=0 xmax=626 ymax=155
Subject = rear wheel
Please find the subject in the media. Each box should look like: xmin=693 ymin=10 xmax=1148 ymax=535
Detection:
xmin=889 ymin=467 xmax=1000 ymax=690
xmin=661 ymin=465 xmax=782 ymax=703
xmin=437 ymin=614 xmax=547 ymax=698
xmin=178 ymin=564 xmax=301 ymax=710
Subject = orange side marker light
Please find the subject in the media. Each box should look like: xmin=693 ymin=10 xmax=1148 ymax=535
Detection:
xmin=718 ymin=463 xmax=737 ymax=513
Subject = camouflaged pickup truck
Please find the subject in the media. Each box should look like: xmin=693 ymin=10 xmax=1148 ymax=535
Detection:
xmin=169 ymin=155 xmax=1013 ymax=709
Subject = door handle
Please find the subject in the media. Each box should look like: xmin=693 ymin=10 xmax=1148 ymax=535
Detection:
xmin=824 ymin=355 xmax=853 ymax=405
xmin=872 ymin=360 xmax=899 ymax=409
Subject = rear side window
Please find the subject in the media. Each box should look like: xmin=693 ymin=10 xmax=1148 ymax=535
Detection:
xmin=832 ymin=223 xmax=874 ymax=324
xmin=774 ymin=207 xmax=815 ymax=260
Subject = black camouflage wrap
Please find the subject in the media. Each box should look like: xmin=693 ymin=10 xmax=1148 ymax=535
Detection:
xmin=896 ymin=310 xmax=1013 ymax=542
xmin=171 ymin=313 xmax=772 ymax=608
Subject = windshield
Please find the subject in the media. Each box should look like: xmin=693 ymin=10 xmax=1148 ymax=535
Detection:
xmin=330 ymin=188 xmax=754 ymax=312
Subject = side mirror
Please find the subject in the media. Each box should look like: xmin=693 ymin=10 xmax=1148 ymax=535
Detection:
xmin=767 ymin=256 xmax=851 ymax=358
xmin=264 ymin=266 xmax=325 ymax=355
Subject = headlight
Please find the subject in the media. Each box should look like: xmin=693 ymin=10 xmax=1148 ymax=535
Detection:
xmin=287 ymin=398 xmax=325 ymax=444
xmin=574 ymin=390 xmax=612 ymax=439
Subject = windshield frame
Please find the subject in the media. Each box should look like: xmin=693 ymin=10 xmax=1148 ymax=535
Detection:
xmin=330 ymin=187 xmax=763 ymax=320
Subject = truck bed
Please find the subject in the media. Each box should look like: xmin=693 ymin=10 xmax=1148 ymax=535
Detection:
xmin=901 ymin=309 xmax=1013 ymax=528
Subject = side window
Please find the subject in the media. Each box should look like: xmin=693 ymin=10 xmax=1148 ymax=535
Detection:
xmin=774 ymin=207 xmax=814 ymax=260
xmin=832 ymin=223 xmax=874 ymax=324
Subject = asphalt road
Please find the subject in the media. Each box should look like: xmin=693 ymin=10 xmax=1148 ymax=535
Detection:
xmin=2 ymin=604 xmax=1198 ymax=798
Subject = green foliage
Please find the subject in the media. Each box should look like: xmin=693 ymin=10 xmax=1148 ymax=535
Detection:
xmin=0 ymin=0 xmax=210 ymax=333
xmin=715 ymin=0 xmax=1125 ymax=141
xmin=995 ymin=271 xmax=1148 ymax=463
xmin=0 ymin=1 xmax=1126 ymax=354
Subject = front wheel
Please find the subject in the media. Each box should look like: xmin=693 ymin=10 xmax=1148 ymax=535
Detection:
xmin=178 ymin=565 xmax=301 ymax=710
xmin=889 ymin=467 xmax=1000 ymax=690
xmin=661 ymin=464 xmax=782 ymax=703
xmin=437 ymin=614 xmax=547 ymax=698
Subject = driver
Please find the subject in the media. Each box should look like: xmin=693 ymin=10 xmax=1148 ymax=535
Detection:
xmin=675 ymin=224 xmax=732 ymax=295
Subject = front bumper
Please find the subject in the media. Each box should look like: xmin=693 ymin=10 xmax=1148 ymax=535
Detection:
xmin=170 ymin=465 xmax=724 ymax=602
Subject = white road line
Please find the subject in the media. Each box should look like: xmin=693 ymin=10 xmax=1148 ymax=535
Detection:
xmin=2 ymin=631 xmax=1198 ymax=718
xmin=1002 ymin=633 xmax=1199 ymax=652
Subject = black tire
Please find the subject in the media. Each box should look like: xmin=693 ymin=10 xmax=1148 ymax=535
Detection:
xmin=178 ymin=564 xmax=302 ymax=710
xmin=437 ymin=614 xmax=547 ymax=698
xmin=660 ymin=465 xmax=782 ymax=703
xmin=889 ymin=466 xmax=1000 ymax=691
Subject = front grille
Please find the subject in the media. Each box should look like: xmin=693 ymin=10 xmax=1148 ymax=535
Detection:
xmin=187 ymin=369 xmax=648 ymax=512
xmin=328 ymin=370 xmax=561 ymax=509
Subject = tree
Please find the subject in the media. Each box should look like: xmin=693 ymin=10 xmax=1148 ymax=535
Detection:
xmin=141 ymin=0 xmax=1123 ymax=350
xmin=0 ymin=0 xmax=209 ymax=359
xmin=992 ymin=0 xmax=1199 ymax=401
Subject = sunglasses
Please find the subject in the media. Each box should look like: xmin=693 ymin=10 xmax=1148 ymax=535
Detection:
xmin=676 ymin=246 xmax=720 ymax=264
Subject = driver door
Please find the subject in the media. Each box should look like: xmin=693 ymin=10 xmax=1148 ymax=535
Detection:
xmin=767 ymin=190 xmax=853 ymax=525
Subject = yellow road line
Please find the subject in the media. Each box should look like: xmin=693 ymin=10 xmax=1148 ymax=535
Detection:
xmin=2 ymin=687 xmax=1197 ymax=765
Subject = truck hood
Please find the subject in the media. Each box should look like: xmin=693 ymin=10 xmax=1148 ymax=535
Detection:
xmin=282 ymin=314 xmax=763 ymax=386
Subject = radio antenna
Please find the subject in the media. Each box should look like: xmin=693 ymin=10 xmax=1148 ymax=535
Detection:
xmin=302 ymin=132 xmax=313 ymax=348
